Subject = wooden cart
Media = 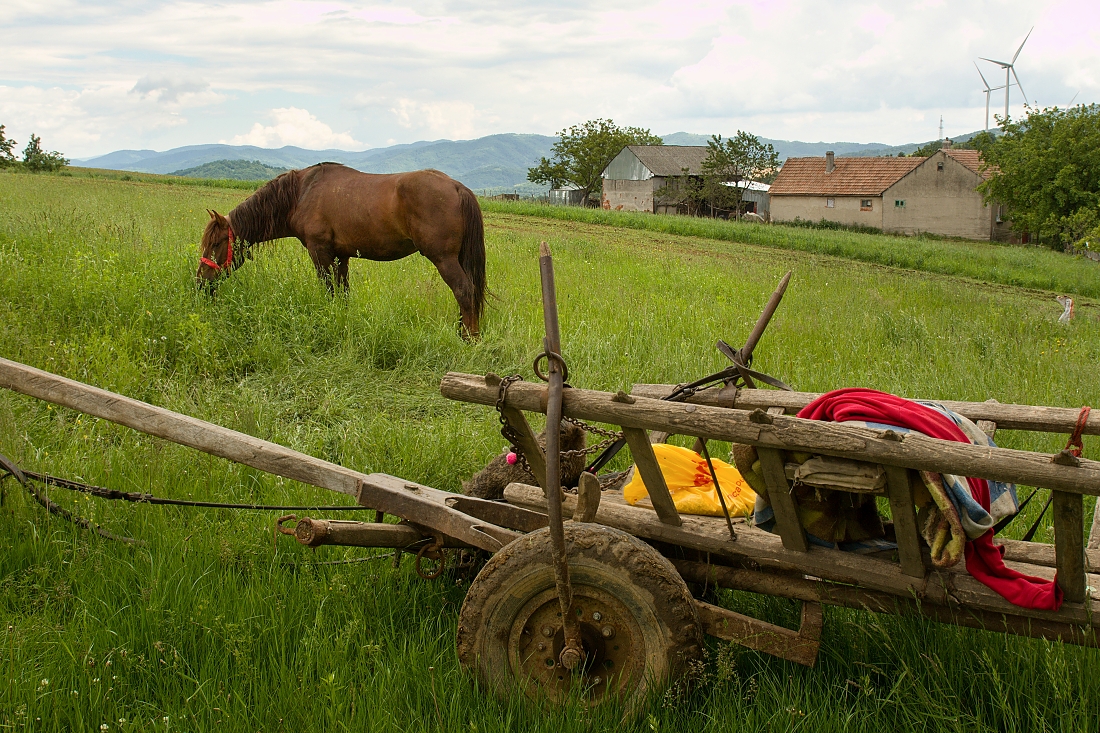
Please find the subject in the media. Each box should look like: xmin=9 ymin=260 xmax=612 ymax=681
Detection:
xmin=1 ymin=249 xmax=1097 ymax=712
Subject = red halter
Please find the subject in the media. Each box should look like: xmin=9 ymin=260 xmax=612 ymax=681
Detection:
xmin=200 ymin=224 xmax=235 ymax=272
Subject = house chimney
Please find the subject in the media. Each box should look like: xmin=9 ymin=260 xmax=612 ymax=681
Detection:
xmin=942 ymin=138 xmax=952 ymax=149
xmin=825 ymin=151 xmax=835 ymax=173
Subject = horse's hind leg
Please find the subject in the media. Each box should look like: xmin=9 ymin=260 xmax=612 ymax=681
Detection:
xmin=431 ymin=256 xmax=479 ymax=340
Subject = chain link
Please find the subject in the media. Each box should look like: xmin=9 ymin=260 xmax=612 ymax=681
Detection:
xmin=494 ymin=375 xmax=625 ymax=485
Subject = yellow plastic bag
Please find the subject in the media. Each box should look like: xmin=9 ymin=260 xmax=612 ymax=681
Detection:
xmin=623 ymin=443 xmax=756 ymax=517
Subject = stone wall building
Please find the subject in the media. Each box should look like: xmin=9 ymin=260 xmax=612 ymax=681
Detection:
xmin=769 ymin=146 xmax=1013 ymax=240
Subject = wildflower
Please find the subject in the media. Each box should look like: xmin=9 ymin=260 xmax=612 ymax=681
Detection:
xmin=39 ymin=679 xmax=49 ymax=687
xmin=100 ymin=725 xmax=109 ymax=731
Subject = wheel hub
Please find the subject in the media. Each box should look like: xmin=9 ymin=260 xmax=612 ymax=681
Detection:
xmin=508 ymin=586 xmax=644 ymax=702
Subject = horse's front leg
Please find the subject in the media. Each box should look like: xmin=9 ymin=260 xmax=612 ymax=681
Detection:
xmin=431 ymin=255 xmax=479 ymax=341
xmin=305 ymin=243 xmax=341 ymax=296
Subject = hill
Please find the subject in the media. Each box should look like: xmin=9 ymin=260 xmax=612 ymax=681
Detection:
xmin=661 ymin=130 xmax=994 ymax=159
xmin=172 ymin=159 xmax=290 ymax=180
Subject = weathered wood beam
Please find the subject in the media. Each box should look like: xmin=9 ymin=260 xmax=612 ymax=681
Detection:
xmin=1052 ymin=490 xmax=1086 ymax=603
xmin=622 ymin=427 xmax=682 ymax=526
xmin=884 ymin=465 xmax=926 ymax=578
xmin=672 ymin=559 xmax=1099 ymax=648
xmin=0 ymin=357 xmax=508 ymax=553
xmin=630 ymin=384 xmax=1100 ymax=436
xmin=502 ymin=481 xmax=1100 ymax=629
xmin=441 ymin=374 xmax=1100 ymax=497
xmin=696 ymin=599 xmax=822 ymax=666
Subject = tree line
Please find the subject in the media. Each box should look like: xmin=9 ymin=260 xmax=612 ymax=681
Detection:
xmin=0 ymin=125 xmax=69 ymax=172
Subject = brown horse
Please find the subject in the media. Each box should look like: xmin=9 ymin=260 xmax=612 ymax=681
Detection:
xmin=197 ymin=163 xmax=486 ymax=338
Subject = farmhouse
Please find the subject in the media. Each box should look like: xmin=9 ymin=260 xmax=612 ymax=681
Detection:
xmin=600 ymin=145 xmax=708 ymax=214
xmin=769 ymin=146 xmax=1014 ymax=240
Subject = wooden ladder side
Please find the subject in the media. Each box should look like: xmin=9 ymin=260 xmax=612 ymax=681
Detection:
xmin=622 ymin=427 xmax=682 ymax=527
xmin=759 ymin=407 xmax=808 ymax=553
xmin=696 ymin=598 xmax=822 ymax=667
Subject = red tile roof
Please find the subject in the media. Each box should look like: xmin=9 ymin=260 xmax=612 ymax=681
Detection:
xmin=944 ymin=149 xmax=992 ymax=179
xmin=769 ymin=156 xmax=925 ymax=196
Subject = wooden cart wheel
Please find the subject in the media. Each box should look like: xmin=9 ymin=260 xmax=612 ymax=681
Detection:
xmin=456 ymin=523 xmax=702 ymax=711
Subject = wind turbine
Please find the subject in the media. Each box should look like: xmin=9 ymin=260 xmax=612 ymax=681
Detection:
xmin=975 ymin=63 xmax=1008 ymax=131
xmin=980 ymin=27 xmax=1032 ymax=122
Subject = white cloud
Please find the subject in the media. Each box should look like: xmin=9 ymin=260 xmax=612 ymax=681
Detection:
xmin=2 ymin=0 xmax=1099 ymax=156
xmin=224 ymin=107 xmax=364 ymax=149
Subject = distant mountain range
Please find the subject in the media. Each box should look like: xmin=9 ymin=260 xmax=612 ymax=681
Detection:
xmin=77 ymin=130 xmax=991 ymax=191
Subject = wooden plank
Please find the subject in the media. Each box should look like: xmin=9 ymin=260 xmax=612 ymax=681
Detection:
xmin=1052 ymin=490 xmax=1086 ymax=603
xmin=502 ymin=481 xmax=1100 ymax=630
xmin=674 ymin=559 xmax=1099 ymax=647
xmin=696 ymin=600 xmax=821 ymax=666
xmin=976 ymin=420 xmax=997 ymax=439
xmin=884 ymin=465 xmax=926 ymax=578
xmin=630 ymin=383 xmax=1100 ymax=437
xmin=357 ymin=475 xmax=521 ymax=552
xmin=499 ymin=406 xmax=548 ymax=493
xmin=622 ymin=427 xmax=682 ymax=526
xmin=439 ymin=373 xmax=1100 ymax=497
xmin=994 ymin=537 xmax=1100 ymax=569
xmin=758 ymin=447 xmax=806 ymax=552
xmin=0 ymin=358 xmax=518 ymax=554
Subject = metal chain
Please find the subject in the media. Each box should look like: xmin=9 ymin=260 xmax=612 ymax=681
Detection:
xmin=494 ymin=375 xmax=625 ymax=488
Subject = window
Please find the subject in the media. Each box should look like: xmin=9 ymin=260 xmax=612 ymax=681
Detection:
xmin=826 ymin=198 xmax=835 ymax=208
xmin=860 ymin=199 xmax=873 ymax=211
xmin=895 ymin=199 xmax=906 ymax=208
xmin=937 ymin=162 xmax=944 ymax=171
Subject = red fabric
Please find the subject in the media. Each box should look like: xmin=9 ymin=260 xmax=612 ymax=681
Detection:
xmin=797 ymin=388 xmax=1063 ymax=611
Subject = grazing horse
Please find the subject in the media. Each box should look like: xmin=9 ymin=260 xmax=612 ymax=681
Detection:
xmin=197 ymin=163 xmax=486 ymax=339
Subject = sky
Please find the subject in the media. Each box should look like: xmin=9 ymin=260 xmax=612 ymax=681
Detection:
xmin=2 ymin=0 xmax=1098 ymax=159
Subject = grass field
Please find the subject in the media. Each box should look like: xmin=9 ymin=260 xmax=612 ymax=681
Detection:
xmin=1 ymin=168 xmax=1098 ymax=732
xmin=481 ymin=199 xmax=1100 ymax=300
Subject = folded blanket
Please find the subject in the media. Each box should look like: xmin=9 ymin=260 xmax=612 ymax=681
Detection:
xmin=799 ymin=388 xmax=1062 ymax=612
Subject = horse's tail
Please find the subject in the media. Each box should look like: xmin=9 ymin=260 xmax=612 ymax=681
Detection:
xmin=458 ymin=185 xmax=486 ymax=321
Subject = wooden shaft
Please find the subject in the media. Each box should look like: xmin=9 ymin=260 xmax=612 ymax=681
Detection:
xmin=631 ymin=384 xmax=1100 ymax=437
xmin=0 ymin=357 xmax=507 ymax=553
xmin=740 ymin=270 xmax=791 ymax=362
xmin=672 ymin=559 xmax=1099 ymax=648
xmin=293 ymin=519 xmax=439 ymax=548
xmin=441 ymin=373 xmax=1100 ymax=496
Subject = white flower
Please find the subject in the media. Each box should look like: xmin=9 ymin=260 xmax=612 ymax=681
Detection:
xmin=100 ymin=725 xmax=109 ymax=731
xmin=39 ymin=679 xmax=48 ymax=687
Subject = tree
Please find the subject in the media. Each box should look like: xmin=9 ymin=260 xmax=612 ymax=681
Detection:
xmin=528 ymin=119 xmax=662 ymax=205
xmin=21 ymin=133 xmax=69 ymax=172
xmin=657 ymin=132 xmax=779 ymax=218
xmin=974 ymin=104 xmax=1100 ymax=251
xmin=0 ymin=125 xmax=16 ymax=168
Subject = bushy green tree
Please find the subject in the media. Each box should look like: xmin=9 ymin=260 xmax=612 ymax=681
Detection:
xmin=0 ymin=125 xmax=17 ymax=167
xmin=974 ymin=104 xmax=1100 ymax=251
xmin=657 ymin=132 xmax=779 ymax=217
xmin=21 ymin=133 xmax=69 ymax=172
xmin=527 ymin=119 xmax=662 ymax=205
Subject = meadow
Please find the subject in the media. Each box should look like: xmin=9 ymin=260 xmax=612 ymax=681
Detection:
xmin=1 ymin=168 xmax=1098 ymax=732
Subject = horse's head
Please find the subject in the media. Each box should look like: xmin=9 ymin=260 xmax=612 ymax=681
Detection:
xmin=196 ymin=210 xmax=235 ymax=292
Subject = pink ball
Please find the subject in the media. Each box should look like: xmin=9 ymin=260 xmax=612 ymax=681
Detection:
xmin=506 ymin=452 xmax=518 ymax=465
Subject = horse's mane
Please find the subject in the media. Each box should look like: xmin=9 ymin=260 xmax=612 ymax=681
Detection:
xmin=228 ymin=169 xmax=303 ymax=244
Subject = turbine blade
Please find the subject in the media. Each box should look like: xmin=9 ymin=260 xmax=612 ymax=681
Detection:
xmin=1012 ymin=67 xmax=1029 ymax=106
xmin=980 ymin=57 xmax=1011 ymax=67
xmin=1012 ymin=27 xmax=1034 ymax=64
xmin=975 ymin=62 xmax=991 ymax=90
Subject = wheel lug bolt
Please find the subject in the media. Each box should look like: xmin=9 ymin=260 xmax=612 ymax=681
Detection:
xmin=601 ymin=626 xmax=615 ymax=639
xmin=541 ymin=625 xmax=554 ymax=638
xmin=537 ymin=642 xmax=546 ymax=651
xmin=592 ymin=611 xmax=602 ymax=621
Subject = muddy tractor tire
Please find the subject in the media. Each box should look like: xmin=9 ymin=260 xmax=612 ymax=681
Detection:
xmin=456 ymin=522 xmax=702 ymax=711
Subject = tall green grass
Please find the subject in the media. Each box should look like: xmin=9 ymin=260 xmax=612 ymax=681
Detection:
xmin=482 ymin=199 xmax=1100 ymax=299
xmin=1 ymin=169 xmax=1098 ymax=732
